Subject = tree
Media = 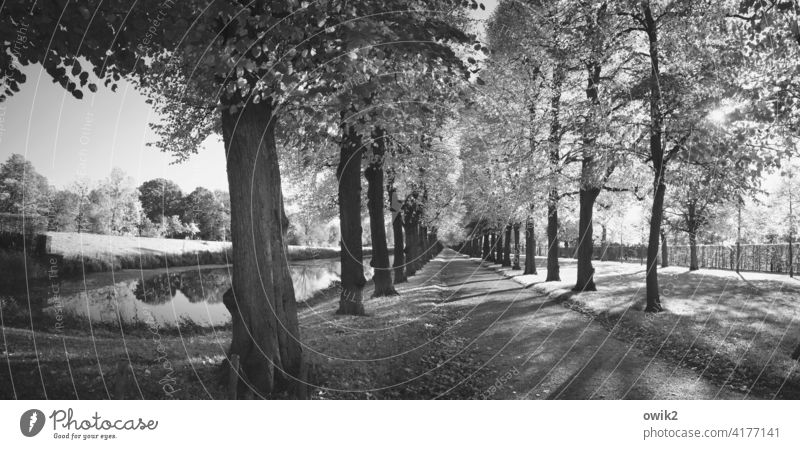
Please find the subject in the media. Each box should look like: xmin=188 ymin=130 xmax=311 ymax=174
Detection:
xmin=388 ymin=174 xmax=408 ymax=283
xmin=773 ymin=155 xmax=799 ymax=276
xmin=88 ymin=168 xmax=141 ymax=235
xmin=484 ymin=0 xmax=581 ymax=284
xmin=48 ymin=189 xmax=80 ymax=232
xmin=183 ymin=187 xmax=228 ymax=241
xmin=165 ymin=215 xmax=188 ymax=239
xmin=364 ymin=128 xmax=398 ymax=297
xmin=0 ymin=154 xmax=50 ymax=217
xmin=138 ymin=178 xmax=184 ymax=224
xmin=615 ymin=0 xmax=769 ymax=311
xmin=566 ymin=2 xmax=639 ymax=292
xmin=336 ymin=120 xmax=368 ymax=314
xmin=213 ymin=190 xmax=232 ymax=241
xmin=664 ymin=121 xmax=763 ymax=272
xmin=69 ymin=179 xmax=92 ymax=233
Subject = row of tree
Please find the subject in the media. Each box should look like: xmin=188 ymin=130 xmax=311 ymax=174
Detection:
xmin=0 ymin=154 xmax=231 ymax=240
xmin=455 ymin=0 xmax=798 ymax=313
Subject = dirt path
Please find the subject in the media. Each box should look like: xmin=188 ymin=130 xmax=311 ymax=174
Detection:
xmin=432 ymin=249 xmax=743 ymax=399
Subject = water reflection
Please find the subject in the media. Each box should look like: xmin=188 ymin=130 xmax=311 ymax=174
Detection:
xmin=44 ymin=257 xmax=381 ymax=328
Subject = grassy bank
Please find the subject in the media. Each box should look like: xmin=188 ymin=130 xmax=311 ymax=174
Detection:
xmin=40 ymin=232 xmax=366 ymax=278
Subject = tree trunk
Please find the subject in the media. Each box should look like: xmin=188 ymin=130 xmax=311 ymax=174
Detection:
xmin=687 ymin=201 xmax=698 ymax=271
xmin=403 ymin=206 xmax=419 ymax=277
xmin=789 ymin=191 xmax=794 ymax=277
xmin=660 ymin=228 xmax=669 ymax=268
xmin=546 ymin=199 xmax=560 ymax=282
xmin=429 ymin=227 xmax=438 ymax=257
xmin=495 ymin=230 xmax=503 ymax=264
xmin=646 ymin=182 xmax=666 ymax=311
xmin=416 ymin=224 xmax=425 ymax=268
xmin=489 ymin=233 xmax=497 ymax=263
xmin=220 ymin=99 xmax=302 ymax=398
xmin=688 ymin=229 xmax=698 ymax=271
xmin=392 ymin=211 xmax=407 ymax=283
xmin=388 ymin=186 xmax=407 ymax=284
xmin=512 ymin=223 xmax=521 ymax=270
xmin=364 ymin=128 xmax=397 ymax=297
xmin=574 ymin=187 xmax=600 ymax=292
xmin=421 ymin=225 xmax=430 ymax=264
xmin=524 ymin=217 xmax=537 ymax=275
xmin=643 ymin=1 xmax=665 ymax=313
xmin=502 ymin=225 xmax=512 ymax=267
xmin=482 ymin=232 xmax=491 ymax=260
xmin=545 ymin=65 xmax=564 ymax=283
xmin=336 ymin=123 xmax=367 ymax=315
xmin=600 ymin=224 xmax=608 ymax=261
xmin=574 ymin=57 xmax=605 ymax=292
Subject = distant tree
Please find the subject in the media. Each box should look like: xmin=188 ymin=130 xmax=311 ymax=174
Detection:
xmin=773 ymin=156 xmax=799 ymax=277
xmin=213 ymin=190 xmax=231 ymax=241
xmin=69 ymin=179 xmax=92 ymax=233
xmin=185 ymin=221 xmax=201 ymax=240
xmin=88 ymin=168 xmax=141 ymax=235
xmin=86 ymin=188 xmax=112 ymax=234
xmin=182 ymin=187 xmax=226 ymax=241
xmin=138 ymin=178 xmax=184 ymax=223
xmin=138 ymin=216 xmax=165 ymax=238
xmin=0 ymin=154 xmax=50 ymax=216
xmin=164 ymin=215 xmax=188 ymax=239
xmin=47 ymin=189 xmax=80 ymax=232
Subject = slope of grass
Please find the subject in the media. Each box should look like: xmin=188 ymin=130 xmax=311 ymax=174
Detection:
xmin=44 ymin=232 xmax=353 ymax=277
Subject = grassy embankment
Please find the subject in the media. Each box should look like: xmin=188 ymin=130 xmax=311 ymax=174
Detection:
xmin=2 ymin=231 xmax=353 ymax=285
xmin=45 ymin=231 xmax=348 ymax=276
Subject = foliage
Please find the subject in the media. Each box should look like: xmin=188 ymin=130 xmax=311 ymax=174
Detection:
xmin=182 ymin=187 xmax=229 ymax=241
xmin=0 ymin=154 xmax=50 ymax=216
xmin=138 ymin=178 xmax=184 ymax=223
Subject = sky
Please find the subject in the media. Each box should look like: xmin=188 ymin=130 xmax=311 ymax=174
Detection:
xmin=0 ymin=65 xmax=229 ymax=192
xmin=0 ymin=1 xmax=498 ymax=194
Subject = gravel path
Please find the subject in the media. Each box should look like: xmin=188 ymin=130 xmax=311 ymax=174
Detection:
xmin=432 ymin=249 xmax=743 ymax=399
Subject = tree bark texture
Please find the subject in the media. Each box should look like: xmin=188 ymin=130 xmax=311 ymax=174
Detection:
xmin=221 ymin=99 xmax=302 ymax=398
xmin=525 ymin=217 xmax=537 ymax=275
xmin=364 ymin=128 xmax=397 ymax=297
xmin=337 ymin=123 xmax=367 ymax=315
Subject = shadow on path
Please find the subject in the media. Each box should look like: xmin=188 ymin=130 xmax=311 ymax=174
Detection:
xmin=434 ymin=249 xmax=744 ymax=400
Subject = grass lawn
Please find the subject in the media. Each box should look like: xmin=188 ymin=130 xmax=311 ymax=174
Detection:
xmin=43 ymin=232 xmax=347 ymax=277
xmin=485 ymin=256 xmax=800 ymax=399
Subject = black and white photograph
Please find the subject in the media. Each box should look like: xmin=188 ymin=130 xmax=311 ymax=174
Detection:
xmin=1 ymin=0 xmax=799 ymax=447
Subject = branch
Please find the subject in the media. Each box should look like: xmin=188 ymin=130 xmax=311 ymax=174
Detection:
xmin=558 ymin=190 xmax=581 ymax=199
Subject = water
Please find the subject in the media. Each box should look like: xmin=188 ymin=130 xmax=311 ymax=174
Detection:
xmin=44 ymin=256 xmax=390 ymax=328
